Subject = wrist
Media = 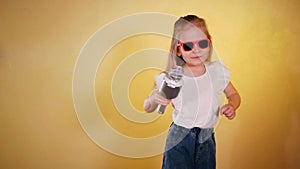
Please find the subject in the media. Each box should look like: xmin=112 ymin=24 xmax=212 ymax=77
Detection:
xmin=149 ymin=90 xmax=159 ymax=108
xmin=228 ymin=102 xmax=236 ymax=110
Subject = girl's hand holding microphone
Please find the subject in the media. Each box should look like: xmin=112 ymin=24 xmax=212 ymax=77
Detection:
xmin=144 ymin=90 xmax=171 ymax=113
xmin=153 ymin=91 xmax=171 ymax=106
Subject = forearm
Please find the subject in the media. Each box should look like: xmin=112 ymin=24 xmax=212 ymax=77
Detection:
xmin=144 ymin=97 xmax=158 ymax=113
xmin=227 ymin=93 xmax=241 ymax=110
xmin=144 ymin=90 xmax=159 ymax=113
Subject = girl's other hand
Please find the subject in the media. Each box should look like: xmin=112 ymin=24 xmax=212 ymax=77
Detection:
xmin=220 ymin=104 xmax=236 ymax=120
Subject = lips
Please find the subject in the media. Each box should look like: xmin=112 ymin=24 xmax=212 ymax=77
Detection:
xmin=190 ymin=56 xmax=201 ymax=59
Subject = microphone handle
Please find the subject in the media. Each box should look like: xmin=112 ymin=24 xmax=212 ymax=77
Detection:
xmin=157 ymin=78 xmax=168 ymax=114
xmin=157 ymin=104 xmax=166 ymax=114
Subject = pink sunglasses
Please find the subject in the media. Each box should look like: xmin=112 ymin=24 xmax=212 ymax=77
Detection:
xmin=177 ymin=39 xmax=210 ymax=51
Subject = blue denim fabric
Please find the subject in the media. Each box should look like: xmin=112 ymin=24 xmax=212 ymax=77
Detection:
xmin=162 ymin=123 xmax=216 ymax=169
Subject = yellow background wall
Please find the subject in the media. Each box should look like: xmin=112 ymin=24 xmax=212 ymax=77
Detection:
xmin=1 ymin=0 xmax=299 ymax=168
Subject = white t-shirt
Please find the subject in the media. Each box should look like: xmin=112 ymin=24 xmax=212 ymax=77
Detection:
xmin=155 ymin=61 xmax=230 ymax=129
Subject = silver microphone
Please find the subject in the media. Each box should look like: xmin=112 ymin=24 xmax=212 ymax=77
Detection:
xmin=157 ymin=66 xmax=183 ymax=114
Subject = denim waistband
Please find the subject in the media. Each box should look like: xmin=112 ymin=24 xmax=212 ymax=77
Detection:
xmin=172 ymin=123 xmax=214 ymax=143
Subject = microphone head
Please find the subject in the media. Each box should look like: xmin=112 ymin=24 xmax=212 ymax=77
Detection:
xmin=169 ymin=66 xmax=183 ymax=81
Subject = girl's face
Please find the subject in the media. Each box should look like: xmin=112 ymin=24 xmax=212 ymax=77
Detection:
xmin=177 ymin=26 xmax=210 ymax=67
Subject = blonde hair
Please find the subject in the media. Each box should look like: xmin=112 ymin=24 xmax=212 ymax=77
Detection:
xmin=166 ymin=15 xmax=213 ymax=71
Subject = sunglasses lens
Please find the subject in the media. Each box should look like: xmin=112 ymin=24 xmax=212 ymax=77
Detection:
xmin=183 ymin=42 xmax=193 ymax=51
xmin=199 ymin=40 xmax=209 ymax=48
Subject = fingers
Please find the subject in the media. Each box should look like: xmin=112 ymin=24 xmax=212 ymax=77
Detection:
xmin=220 ymin=106 xmax=229 ymax=115
xmin=220 ymin=104 xmax=236 ymax=120
xmin=154 ymin=93 xmax=170 ymax=106
xmin=227 ymin=112 xmax=235 ymax=120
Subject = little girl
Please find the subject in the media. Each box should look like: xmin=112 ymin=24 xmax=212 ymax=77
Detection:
xmin=144 ymin=15 xmax=241 ymax=169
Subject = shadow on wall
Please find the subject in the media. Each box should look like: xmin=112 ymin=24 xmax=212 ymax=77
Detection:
xmin=0 ymin=46 xmax=9 ymax=68
xmin=224 ymin=18 xmax=300 ymax=169
xmin=0 ymin=47 xmax=6 ymax=67
xmin=0 ymin=46 xmax=4 ymax=60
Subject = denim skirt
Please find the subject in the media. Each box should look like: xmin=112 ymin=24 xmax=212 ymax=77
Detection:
xmin=162 ymin=123 xmax=216 ymax=169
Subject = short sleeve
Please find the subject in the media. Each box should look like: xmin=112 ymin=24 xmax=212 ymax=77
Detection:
xmin=208 ymin=61 xmax=231 ymax=93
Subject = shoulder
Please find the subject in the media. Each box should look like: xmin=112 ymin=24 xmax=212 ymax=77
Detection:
xmin=207 ymin=60 xmax=230 ymax=73
xmin=206 ymin=60 xmax=226 ymax=69
xmin=206 ymin=60 xmax=231 ymax=83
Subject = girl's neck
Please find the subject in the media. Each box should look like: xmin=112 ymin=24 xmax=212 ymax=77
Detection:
xmin=183 ymin=63 xmax=206 ymax=77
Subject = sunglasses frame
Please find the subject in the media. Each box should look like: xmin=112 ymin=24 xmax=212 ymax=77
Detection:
xmin=177 ymin=39 xmax=210 ymax=52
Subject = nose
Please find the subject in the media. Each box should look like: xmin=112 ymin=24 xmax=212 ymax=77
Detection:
xmin=192 ymin=44 xmax=200 ymax=53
